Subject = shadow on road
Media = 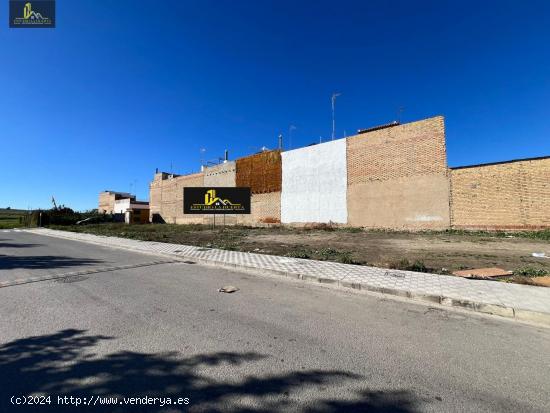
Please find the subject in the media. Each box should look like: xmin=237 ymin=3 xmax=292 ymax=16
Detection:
xmin=0 ymin=329 xmax=417 ymax=412
xmin=0 ymin=255 xmax=102 ymax=270
xmin=0 ymin=241 xmax=43 ymax=249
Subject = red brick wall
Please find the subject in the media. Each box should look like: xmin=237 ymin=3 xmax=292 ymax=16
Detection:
xmin=347 ymin=116 xmax=451 ymax=229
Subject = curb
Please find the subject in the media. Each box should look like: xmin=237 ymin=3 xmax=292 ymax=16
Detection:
xmin=22 ymin=229 xmax=550 ymax=327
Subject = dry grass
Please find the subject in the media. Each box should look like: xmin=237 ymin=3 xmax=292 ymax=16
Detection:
xmin=50 ymin=223 xmax=550 ymax=285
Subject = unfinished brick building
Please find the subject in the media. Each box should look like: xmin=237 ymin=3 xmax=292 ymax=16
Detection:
xmin=148 ymin=116 xmax=550 ymax=230
xmin=98 ymin=191 xmax=136 ymax=214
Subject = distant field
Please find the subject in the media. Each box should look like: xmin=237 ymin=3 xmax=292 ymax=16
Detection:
xmin=0 ymin=209 xmax=27 ymax=229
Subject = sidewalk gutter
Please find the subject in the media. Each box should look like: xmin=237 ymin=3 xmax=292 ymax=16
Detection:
xmin=23 ymin=228 xmax=550 ymax=327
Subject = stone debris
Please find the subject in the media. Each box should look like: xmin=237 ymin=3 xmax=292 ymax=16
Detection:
xmin=452 ymin=267 xmax=513 ymax=279
xmin=532 ymin=277 xmax=550 ymax=287
xmin=218 ymin=285 xmax=240 ymax=293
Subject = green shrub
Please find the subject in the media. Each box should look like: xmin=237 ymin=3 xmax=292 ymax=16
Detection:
xmin=513 ymin=266 xmax=549 ymax=277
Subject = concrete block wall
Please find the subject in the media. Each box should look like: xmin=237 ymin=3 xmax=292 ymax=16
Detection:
xmin=149 ymin=172 xmax=204 ymax=224
xmin=175 ymin=173 xmax=204 ymax=224
xmin=149 ymin=176 xmax=162 ymax=220
xmin=202 ymin=192 xmax=282 ymax=226
xmin=346 ymin=116 xmax=451 ymax=229
xmin=281 ymin=139 xmax=347 ymax=224
xmin=204 ymin=162 xmax=236 ymax=187
xmin=98 ymin=192 xmax=116 ymax=214
xmin=150 ymin=155 xmax=282 ymax=225
xmin=450 ymin=157 xmax=550 ymax=230
xmin=237 ymin=192 xmax=281 ymax=225
xmin=148 ymin=116 xmax=550 ymax=230
xmin=202 ymin=160 xmax=281 ymax=225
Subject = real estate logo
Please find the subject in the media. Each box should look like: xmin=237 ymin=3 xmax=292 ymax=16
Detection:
xmin=9 ymin=1 xmax=55 ymax=28
xmin=184 ymin=188 xmax=251 ymax=214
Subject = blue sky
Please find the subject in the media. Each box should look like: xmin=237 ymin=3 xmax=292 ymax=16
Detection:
xmin=1 ymin=0 xmax=549 ymax=211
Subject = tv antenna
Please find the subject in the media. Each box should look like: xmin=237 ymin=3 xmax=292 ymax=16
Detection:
xmin=199 ymin=148 xmax=206 ymax=168
xmin=397 ymin=106 xmax=405 ymax=123
xmin=331 ymin=92 xmax=342 ymax=140
xmin=289 ymin=124 xmax=296 ymax=149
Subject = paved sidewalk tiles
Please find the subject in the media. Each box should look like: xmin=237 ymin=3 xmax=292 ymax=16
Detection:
xmin=23 ymin=228 xmax=550 ymax=326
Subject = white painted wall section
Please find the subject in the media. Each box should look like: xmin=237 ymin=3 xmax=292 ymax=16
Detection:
xmin=114 ymin=199 xmax=149 ymax=213
xmin=281 ymin=139 xmax=347 ymax=223
xmin=113 ymin=199 xmax=131 ymax=214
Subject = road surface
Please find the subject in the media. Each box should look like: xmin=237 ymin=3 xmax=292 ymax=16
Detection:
xmin=0 ymin=230 xmax=549 ymax=412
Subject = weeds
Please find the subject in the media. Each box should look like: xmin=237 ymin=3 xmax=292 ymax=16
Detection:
xmin=317 ymin=248 xmax=359 ymax=264
xmin=303 ymin=223 xmax=336 ymax=231
xmin=286 ymin=247 xmax=361 ymax=264
xmin=337 ymin=227 xmax=363 ymax=233
xmin=513 ymin=266 xmax=549 ymax=277
xmin=286 ymin=249 xmax=312 ymax=259
xmin=47 ymin=223 xmax=550 ymax=284
xmin=443 ymin=228 xmax=550 ymax=241
xmin=390 ymin=258 xmax=429 ymax=273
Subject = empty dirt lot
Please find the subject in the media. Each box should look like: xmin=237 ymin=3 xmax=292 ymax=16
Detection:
xmin=51 ymin=224 xmax=550 ymax=285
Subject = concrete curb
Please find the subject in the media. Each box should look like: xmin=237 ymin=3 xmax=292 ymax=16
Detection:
xmin=22 ymin=229 xmax=550 ymax=327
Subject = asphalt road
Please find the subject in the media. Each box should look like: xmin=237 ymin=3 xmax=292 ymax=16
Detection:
xmin=0 ymin=231 xmax=549 ymax=413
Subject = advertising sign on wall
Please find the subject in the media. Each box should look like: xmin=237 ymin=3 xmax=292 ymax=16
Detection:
xmin=184 ymin=188 xmax=251 ymax=214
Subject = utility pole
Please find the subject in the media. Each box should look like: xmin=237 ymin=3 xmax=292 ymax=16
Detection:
xmin=200 ymin=148 xmax=206 ymax=170
xmin=331 ymin=92 xmax=341 ymax=140
xmin=397 ymin=106 xmax=405 ymax=123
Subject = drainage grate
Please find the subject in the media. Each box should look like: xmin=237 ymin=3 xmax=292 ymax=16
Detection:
xmin=183 ymin=260 xmax=196 ymax=264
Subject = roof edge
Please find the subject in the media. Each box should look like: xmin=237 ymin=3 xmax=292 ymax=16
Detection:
xmin=450 ymin=155 xmax=550 ymax=170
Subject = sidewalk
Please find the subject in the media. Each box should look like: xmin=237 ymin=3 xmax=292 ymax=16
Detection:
xmin=26 ymin=228 xmax=550 ymax=326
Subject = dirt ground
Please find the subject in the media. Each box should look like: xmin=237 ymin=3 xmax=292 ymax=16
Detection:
xmin=53 ymin=224 xmax=550 ymax=285
xmin=245 ymin=230 xmax=550 ymax=271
